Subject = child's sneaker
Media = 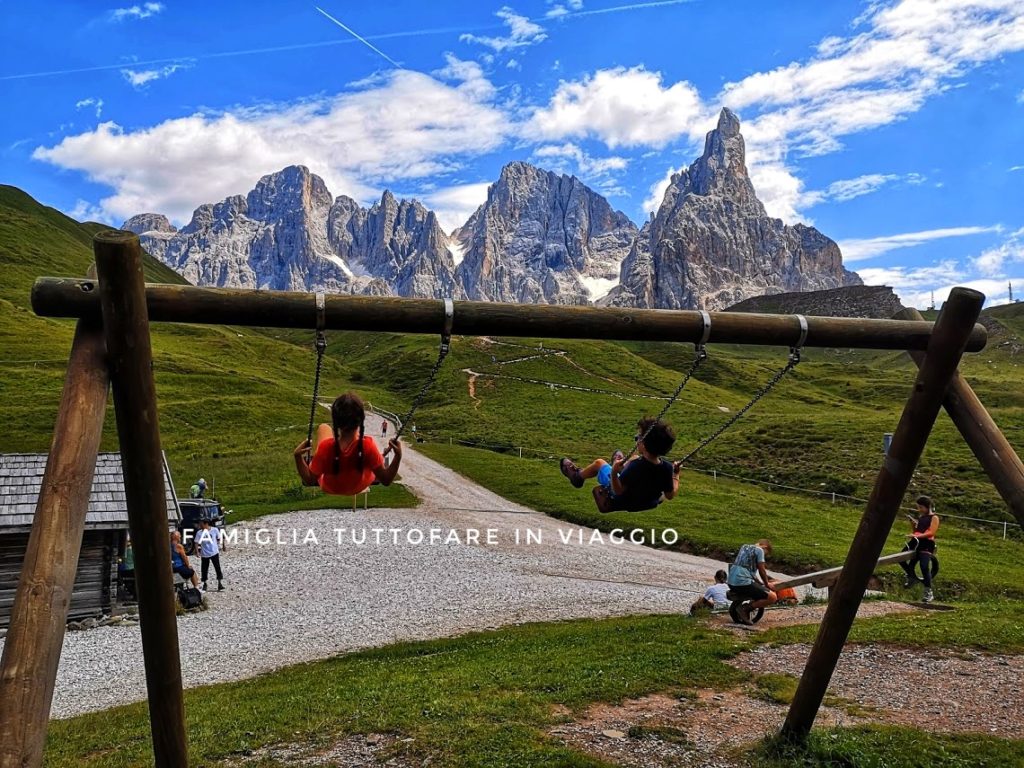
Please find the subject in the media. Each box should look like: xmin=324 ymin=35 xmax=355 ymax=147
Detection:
xmin=559 ymin=458 xmax=584 ymax=488
xmin=202 ymin=581 xmax=207 ymax=592
xmin=922 ymin=589 xmax=934 ymax=604
xmin=903 ymin=575 xmax=919 ymax=588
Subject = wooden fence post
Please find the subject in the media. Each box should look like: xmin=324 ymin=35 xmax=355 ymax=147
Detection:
xmin=94 ymin=231 xmax=188 ymax=767
xmin=896 ymin=306 xmax=1024 ymax=528
xmin=0 ymin=315 xmax=108 ymax=768
xmin=780 ymin=287 xmax=984 ymax=740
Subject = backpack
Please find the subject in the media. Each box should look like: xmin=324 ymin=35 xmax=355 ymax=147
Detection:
xmin=178 ymin=586 xmax=203 ymax=610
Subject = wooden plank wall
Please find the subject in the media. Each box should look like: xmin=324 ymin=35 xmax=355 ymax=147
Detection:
xmin=0 ymin=530 xmax=117 ymax=628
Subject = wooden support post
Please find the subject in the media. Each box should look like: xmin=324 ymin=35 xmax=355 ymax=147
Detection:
xmin=781 ymin=287 xmax=984 ymax=741
xmin=0 ymin=317 xmax=108 ymax=768
xmin=896 ymin=306 xmax=1024 ymax=528
xmin=94 ymin=231 xmax=188 ymax=768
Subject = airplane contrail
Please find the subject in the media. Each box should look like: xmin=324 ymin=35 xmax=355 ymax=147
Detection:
xmin=315 ymin=6 xmax=402 ymax=69
xmin=1 ymin=0 xmax=691 ymax=81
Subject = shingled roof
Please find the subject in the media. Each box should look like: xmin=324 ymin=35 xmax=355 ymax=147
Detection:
xmin=0 ymin=453 xmax=180 ymax=533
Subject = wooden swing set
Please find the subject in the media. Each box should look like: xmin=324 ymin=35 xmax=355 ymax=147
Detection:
xmin=2 ymin=230 xmax=1023 ymax=767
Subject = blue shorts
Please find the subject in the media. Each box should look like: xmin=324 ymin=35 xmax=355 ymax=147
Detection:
xmin=597 ymin=464 xmax=612 ymax=487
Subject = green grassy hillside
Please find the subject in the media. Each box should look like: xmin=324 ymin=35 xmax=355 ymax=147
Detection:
xmin=0 ymin=187 xmax=416 ymax=515
xmin=2 ymin=184 xmax=1023 ymax=532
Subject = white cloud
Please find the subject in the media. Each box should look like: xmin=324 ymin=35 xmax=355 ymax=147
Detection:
xmin=110 ymin=3 xmax=164 ymax=21
xmin=532 ymin=142 xmax=629 ymax=177
xmin=34 ymin=69 xmax=508 ymax=224
xmin=973 ymin=227 xmax=1024 ymax=276
xmin=121 ymin=62 xmax=190 ymax=88
xmin=527 ymin=66 xmax=708 ymax=148
xmin=75 ymin=97 xmax=104 ymax=118
xmin=420 ymin=182 xmax=492 ymax=233
xmin=720 ymin=1 xmax=1024 ymax=221
xmin=546 ymin=0 xmax=584 ymax=18
xmin=838 ymin=225 xmax=1000 ymax=262
xmin=67 ymin=198 xmax=112 ymax=223
xmin=858 ymin=261 xmax=1019 ymax=308
xmin=461 ymin=7 xmax=547 ymax=52
xmin=799 ymin=172 xmax=926 ymax=208
xmin=1010 ymin=165 xmax=1024 ymax=172
xmin=432 ymin=53 xmax=496 ymax=101
xmin=642 ymin=165 xmax=678 ymax=216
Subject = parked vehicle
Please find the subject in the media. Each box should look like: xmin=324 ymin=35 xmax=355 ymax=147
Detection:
xmin=177 ymin=498 xmax=229 ymax=556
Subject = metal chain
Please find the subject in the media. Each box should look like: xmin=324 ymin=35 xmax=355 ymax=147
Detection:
xmin=386 ymin=298 xmax=454 ymax=455
xmin=304 ymin=331 xmax=327 ymax=459
xmin=628 ymin=346 xmax=707 ymax=460
xmin=304 ymin=291 xmax=328 ymax=460
xmin=392 ymin=343 xmax=450 ymax=443
xmin=677 ymin=351 xmax=799 ymax=466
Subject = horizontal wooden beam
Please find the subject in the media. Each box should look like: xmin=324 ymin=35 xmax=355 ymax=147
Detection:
xmin=32 ymin=278 xmax=987 ymax=352
xmin=773 ymin=549 xmax=915 ymax=591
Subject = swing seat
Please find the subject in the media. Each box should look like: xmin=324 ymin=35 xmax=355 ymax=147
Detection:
xmin=592 ymin=485 xmax=661 ymax=514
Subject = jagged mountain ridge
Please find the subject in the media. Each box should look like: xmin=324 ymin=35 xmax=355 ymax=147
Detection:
xmin=124 ymin=109 xmax=861 ymax=307
xmin=452 ymin=161 xmax=638 ymax=304
xmin=604 ymin=109 xmax=861 ymax=310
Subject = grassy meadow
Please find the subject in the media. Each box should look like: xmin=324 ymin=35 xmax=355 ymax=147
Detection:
xmin=3 ymin=186 xmax=1024 ymax=766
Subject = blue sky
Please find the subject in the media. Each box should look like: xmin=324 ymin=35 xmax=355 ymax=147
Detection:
xmin=2 ymin=0 xmax=1023 ymax=307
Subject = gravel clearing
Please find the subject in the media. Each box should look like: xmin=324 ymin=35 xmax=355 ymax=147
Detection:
xmin=17 ymin=437 xmax=807 ymax=720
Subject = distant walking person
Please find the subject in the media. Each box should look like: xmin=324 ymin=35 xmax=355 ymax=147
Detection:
xmin=195 ymin=519 xmax=226 ymax=591
xmin=899 ymin=495 xmax=939 ymax=603
xmin=381 ymin=420 xmax=388 ymax=438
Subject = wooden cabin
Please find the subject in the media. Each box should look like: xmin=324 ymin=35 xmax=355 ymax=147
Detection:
xmin=0 ymin=452 xmax=180 ymax=628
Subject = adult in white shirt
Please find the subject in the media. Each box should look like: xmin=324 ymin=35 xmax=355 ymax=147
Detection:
xmin=195 ymin=518 xmax=227 ymax=592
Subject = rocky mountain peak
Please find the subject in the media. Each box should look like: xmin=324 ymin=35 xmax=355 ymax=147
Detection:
xmin=122 ymin=213 xmax=176 ymax=235
xmin=454 ymin=161 xmax=638 ymax=304
xmin=606 ymin=110 xmax=860 ymax=310
xmin=674 ymin=106 xmax=757 ymax=206
xmin=246 ymin=165 xmax=331 ymax=222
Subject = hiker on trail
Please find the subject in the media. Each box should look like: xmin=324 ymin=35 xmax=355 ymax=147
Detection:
xmin=195 ymin=518 xmax=226 ymax=592
xmin=294 ymin=392 xmax=402 ymax=496
xmin=560 ymin=418 xmax=680 ymax=513
xmin=727 ymin=539 xmax=777 ymax=625
xmin=170 ymin=531 xmax=200 ymax=589
xmin=899 ymin=495 xmax=939 ymax=603
xmin=190 ymin=478 xmax=206 ymax=499
xmin=690 ymin=569 xmax=730 ymax=615
xmin=381 ymin=420 xmax=388 ymax=438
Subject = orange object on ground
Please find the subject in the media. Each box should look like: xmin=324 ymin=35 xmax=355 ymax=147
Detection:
xmin=775 ymin=587 xmax=798 ymax=605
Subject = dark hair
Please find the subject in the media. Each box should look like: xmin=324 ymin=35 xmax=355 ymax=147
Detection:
xmin=331 ymin=392 xmax=366 ymax=474
xmin=637 ymin=417 xmax=676 ymax=457
xmin=916 ymin=495 xmax=933 ymax=511
xmin=714 ymin=569 xmax=727 ymax=583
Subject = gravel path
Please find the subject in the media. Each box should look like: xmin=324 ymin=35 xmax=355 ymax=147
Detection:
xmin=19 ymin=432 xmax=799 ymax=720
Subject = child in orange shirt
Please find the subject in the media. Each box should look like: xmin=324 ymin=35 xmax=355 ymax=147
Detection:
xmin=294 ymin=392 xmax=402 ymax=495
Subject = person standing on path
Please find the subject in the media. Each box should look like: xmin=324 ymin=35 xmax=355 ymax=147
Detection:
xmin=899 ymin=495 xmax=939 ymax=603
xmin=195 ymin=518 xmax=227 ymax=591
